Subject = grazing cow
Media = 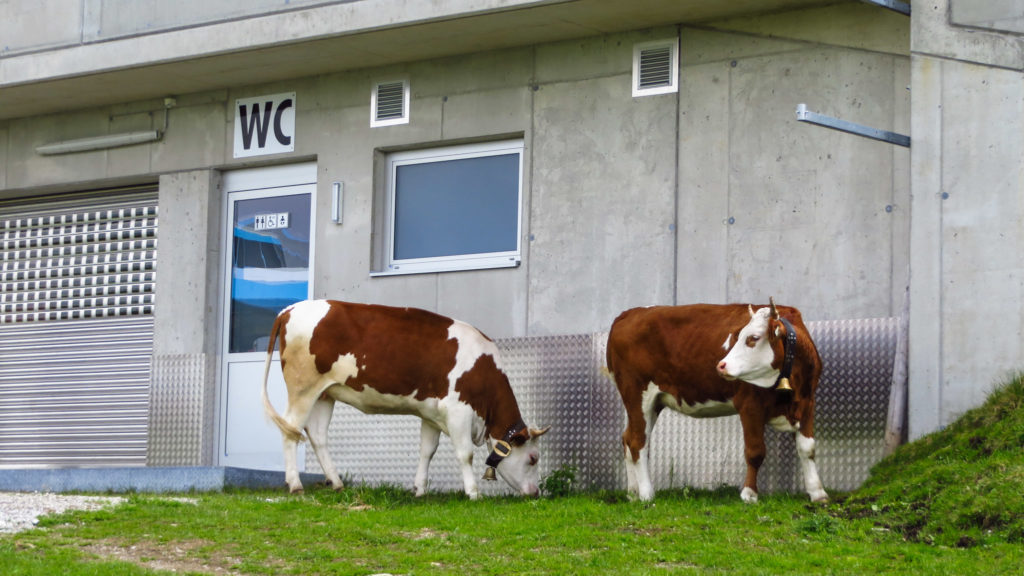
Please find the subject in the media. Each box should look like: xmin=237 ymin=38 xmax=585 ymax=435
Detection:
xmin=261 ymin=299 xmax=550 ymax=499
xmin=606 ymin=300 xmax=827 ymax=503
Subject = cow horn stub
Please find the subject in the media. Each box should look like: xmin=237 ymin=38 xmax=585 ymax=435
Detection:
xmin=530 ymin=426 xmax=551 ymax=439
xmin=769 ymin=297 xmax=780 ymax=320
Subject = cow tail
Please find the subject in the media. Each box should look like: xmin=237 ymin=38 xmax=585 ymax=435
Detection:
xmin=261 ymin=313 xmax=305 ymax=443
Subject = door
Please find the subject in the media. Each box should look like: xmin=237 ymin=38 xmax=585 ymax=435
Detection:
xmin=218 ymin=164 xmax=316 ymax=469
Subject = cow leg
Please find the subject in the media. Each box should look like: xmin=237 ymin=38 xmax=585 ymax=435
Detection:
xmin=278 ymin=381 xmax=324 ymax=494
xmin=414 ymin=420 xmax=441 ymax=496
xmin=305 ymin=396 xmax=344 ymax=491
xmin=796 ymin=432 xmax=828 ymax=502
xmin=281 ymin=436 xmax=304 ymax=494
xmin=453 ymin=444 xmax=479 ymax=500
xmin=737 ymin=411 xmax=767 ymax=503
xmin=622 ymin=383 xmax=662 ymax=502
xmin=634 ymin=408 xmax=660 ymax=502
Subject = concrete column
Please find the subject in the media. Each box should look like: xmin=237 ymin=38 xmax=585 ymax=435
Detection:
xmin=907 ymin=55 xmax=943 ymax=440
xmin=148 ymin=170 xmax=222 ymax=465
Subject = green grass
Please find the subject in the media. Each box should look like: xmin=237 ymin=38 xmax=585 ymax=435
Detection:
xmin=843 ymin=372 xmax=1024 ymax=548
xmin=6 ymin=487 xmax=1021 ymax=575
xmin=3 ymin=374 xmax=1023 ymax=575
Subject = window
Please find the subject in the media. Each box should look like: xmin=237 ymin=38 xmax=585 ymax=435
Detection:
xmin=632 ymin=39 xmax=679 ymax=97
xmin=375 ymin=139 xmax=524 ymax=275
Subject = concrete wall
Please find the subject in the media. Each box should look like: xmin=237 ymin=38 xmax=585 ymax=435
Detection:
xmin=0 ymin=4 xmax=909 ymax=344
xmin=0 ymin=0 xmax=354 ymax=54
xmin=909 ymin=0 xmax=1024 ymax=438
xmin=678 ymin=5 xmax=910 ymax=321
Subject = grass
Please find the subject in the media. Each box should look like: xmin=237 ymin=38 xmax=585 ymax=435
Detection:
xmin=3 ymin=374 xmax=1023 ymax=575
xmin=842 ymin=372 xmax=1024 ymax=548
xmin=7 ymin=487 xmax=1021 ymax=575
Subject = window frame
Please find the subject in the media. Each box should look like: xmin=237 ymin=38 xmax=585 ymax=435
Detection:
xmin=372 ymin=139 xmax=524 ymax=276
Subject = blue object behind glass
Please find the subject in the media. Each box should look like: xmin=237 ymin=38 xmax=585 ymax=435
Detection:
xmin=229 ymin=193 xmax=310 ymax=353
xmin=394 ymin=153 xmax=519 ymax=260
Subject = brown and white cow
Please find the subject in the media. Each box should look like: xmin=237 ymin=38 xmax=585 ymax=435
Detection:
xmin=606 ymin=300 xmax=827 ymax=503
xmin=261 ymin=299 xmax=550 ymax=499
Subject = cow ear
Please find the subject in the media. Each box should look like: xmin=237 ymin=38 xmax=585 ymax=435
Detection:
xmin=529 ymin=426 xmax=551 ymax=439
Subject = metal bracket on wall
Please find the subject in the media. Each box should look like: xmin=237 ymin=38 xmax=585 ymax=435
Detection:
xmin=796 ymin=104 xmax=911 ymax=148
xmin=859 ymin=0 xmax=910 ymax=16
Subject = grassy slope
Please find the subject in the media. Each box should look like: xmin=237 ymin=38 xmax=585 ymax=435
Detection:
xmin=844 ymin=373 xmax=1024 ymax=547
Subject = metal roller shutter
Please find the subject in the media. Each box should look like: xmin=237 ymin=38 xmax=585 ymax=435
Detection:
xmin=0 ymin=187 xmax=157 ymax=468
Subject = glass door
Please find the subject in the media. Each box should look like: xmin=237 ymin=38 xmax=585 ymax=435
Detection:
xmin=218 ymin=164 xmax=315 ymax=469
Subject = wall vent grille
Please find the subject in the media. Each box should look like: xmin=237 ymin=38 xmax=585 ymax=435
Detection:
xmin=371 ymin=80 xmax=409 ymax=127
xmin=633 ymin=39 xmax=679 ymax=97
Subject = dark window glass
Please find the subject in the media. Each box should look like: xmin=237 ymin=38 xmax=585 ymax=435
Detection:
xmin=393 ymin=153 xmax=519 ymax=260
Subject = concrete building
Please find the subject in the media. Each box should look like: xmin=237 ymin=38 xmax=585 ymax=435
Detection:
xmin=0 ymin=1 xmax=1020 ymax=479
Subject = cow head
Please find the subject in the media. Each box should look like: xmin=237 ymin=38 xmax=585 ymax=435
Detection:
xmin=484 ymin=424 xmax=551 ymax=496
xmin=716 ymin=298 xmax=787 ymax=389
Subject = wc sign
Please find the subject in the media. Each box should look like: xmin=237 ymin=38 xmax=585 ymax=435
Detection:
xmin=233 ymin=92 xmax=295 ymax=158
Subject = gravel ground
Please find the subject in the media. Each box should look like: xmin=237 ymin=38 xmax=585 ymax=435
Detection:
xmin=0 ymin=492 xmax=122 ymax=534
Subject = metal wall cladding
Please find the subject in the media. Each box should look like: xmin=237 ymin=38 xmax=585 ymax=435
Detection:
xmin=315 ymin=317 xmax=899 ymax=496
xmin=148 ymin=353 xmax=216 ymax=467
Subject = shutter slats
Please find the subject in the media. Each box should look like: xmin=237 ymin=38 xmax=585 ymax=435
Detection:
xmin=0 ymin=189 xmax=156 ymax=468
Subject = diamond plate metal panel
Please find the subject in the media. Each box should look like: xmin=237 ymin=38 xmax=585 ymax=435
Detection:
xmin=313 ymin=317 xmax=900 ymax=496
xmin=148 ymin=353 xmax=216 ymax=466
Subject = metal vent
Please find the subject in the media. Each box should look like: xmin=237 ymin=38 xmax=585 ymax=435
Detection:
xmin=1 ymin=189 xmax=157 ymax=323
xmin=633 ymin=40 xmax=678 ymax=97
xmin=371 ymin=80 xmax=409 ymax=127
xmin=639 ymin=46 xmax=672 ymax=89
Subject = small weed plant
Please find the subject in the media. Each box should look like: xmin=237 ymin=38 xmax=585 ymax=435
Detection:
xmin=540 ymin=464 xmax=578 ymax=497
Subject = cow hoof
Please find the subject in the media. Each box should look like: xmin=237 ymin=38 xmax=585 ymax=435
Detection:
xmin=740 ymin=487 xmax=758 ymax=503
xmin=289 ymin=486 xmax=305 ymax=495
xmin=808 ymin=488 xmax=829 ymax=503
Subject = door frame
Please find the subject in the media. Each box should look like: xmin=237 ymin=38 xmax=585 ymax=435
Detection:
xmin=216 ymin=162 xmax=317 ymax=468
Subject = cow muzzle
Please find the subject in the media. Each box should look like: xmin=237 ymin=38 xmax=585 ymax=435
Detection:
xmin=716 ymin=360 xmax=737 ymax=380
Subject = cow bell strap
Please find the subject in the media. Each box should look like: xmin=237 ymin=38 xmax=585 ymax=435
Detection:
xmin=482 ymin=419 xmax=526 ymax=481
xmin=775 ymin=317 xmax=797 ymax=392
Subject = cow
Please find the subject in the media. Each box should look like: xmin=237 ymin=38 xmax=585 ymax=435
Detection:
xmin=606 ymin=299 xmax=827 ymax=503
xmin=260 ymin=299 xmax=550 ymax=499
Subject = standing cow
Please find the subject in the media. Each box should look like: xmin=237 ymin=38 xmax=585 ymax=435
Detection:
xmin=261 ymin=299 xmax=550 ymax=499
xmin=606 ymin=300 xmax=827 ymax=503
